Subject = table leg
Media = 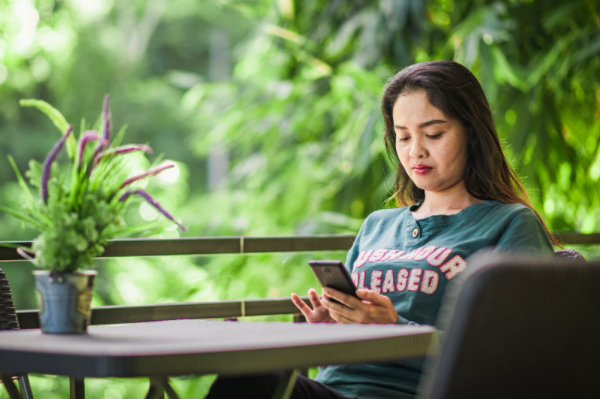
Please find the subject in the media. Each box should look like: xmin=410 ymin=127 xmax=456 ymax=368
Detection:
xmin=162 ymin=379 xmax=180 ymax=399
xmin=146 ymin=377 xmax=179 ymax=399
xmin=146 ymin=378 xmax=164 ymax=399
xmin=293 ymin=314 xmax=309 ymax=378
xmin=17 ymin=376 xmax=33 ymax=399
xmin=271 ymin=370 xmax=297 ymax=399
xmin=0 ymin=374 xmax=24 ymax=399
xmin=69 ymin=377 xmax=84 ymax=399
xmin=145 ymin=384 xmax=162 ymax=399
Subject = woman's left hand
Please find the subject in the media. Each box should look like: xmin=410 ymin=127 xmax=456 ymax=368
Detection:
xmin=321 ymin=287 xmax=398 ymax=324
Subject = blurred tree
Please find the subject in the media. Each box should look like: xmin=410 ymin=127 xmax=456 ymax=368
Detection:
xmin=188 ymin=0 xmax=600 ymax=236
xmin=0 ymin=2 xmax=268 ymax=396
xmin=436 ymin=0 xmax=600 ymax=233
xmin=0 ymin=0 xmax=265 ymax=189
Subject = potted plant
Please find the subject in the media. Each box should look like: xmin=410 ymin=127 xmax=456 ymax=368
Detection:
xmin=0 ymin=96 xmax=185 ymax=334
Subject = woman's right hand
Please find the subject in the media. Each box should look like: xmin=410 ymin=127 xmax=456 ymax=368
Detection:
xmin=291 ymin=289 xmax=337 ymax=323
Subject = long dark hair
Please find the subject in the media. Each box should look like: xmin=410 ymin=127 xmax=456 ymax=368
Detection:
xmin=381 ymin=61 xmax=559 ymax=246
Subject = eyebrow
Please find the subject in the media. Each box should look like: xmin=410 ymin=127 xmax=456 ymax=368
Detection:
xmin=394 ymin=119 xmax=448 ymax=130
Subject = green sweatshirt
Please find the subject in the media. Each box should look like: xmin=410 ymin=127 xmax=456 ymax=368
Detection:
xmin=315 ymin=200 xmax=553 ymax=399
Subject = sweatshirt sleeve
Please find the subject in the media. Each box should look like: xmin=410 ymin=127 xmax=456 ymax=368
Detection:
xmin=493 ymin=207 xmax=554 ymax=255
xmin=396 ymin=315 xmax=420 ymax=325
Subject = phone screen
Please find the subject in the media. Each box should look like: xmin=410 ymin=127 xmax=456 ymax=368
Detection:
xmin=309 ymin=260 xmax=358 ymax=303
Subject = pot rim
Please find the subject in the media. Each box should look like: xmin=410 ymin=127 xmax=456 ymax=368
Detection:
xmin=33 ymin=270 xmax=97 ymax=276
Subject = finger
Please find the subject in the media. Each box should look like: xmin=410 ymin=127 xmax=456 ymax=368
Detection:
xmin=323 ymin=287 xmax=361 ymax=309
xmin=356 ymin=289 xmax=388 ymax=305
xmin=322 ymin=294 xmax=360 ymax=321
xmin=307 ymin=288 xmax=324 ymax=308
xmin=329 ymin=309 xmax=355 ymax=324
xmin=291 ymin=293 xmax=313 ymax=318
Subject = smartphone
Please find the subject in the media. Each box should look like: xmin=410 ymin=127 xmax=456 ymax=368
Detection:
xmin=309 ymin=260 xmax=359 ymax=304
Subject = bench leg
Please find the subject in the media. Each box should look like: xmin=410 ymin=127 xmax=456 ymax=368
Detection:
xmin=271 ymin=370 xmax=297 ymax=399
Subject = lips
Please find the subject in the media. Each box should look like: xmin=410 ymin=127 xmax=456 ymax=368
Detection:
xmin=412 ymin=164 xmax=433 ymax=175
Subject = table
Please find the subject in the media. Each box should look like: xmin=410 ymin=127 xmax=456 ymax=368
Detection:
xmin=0 ymin=319 xmax=437 ymax=399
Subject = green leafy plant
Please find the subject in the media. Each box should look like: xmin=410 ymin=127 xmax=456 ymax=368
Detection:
xmin=0 ymin=97 xmax=185 ymax=272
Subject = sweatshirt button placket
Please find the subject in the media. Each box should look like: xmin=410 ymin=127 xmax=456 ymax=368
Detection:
xmin=412 ymin=228 xmax=419 ymax=238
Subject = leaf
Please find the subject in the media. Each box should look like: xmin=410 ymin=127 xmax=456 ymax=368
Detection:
xmin=525 ymin=34 xmax=572 ymax=88
xmin=90 ymin=155 xmax=130 ymax=196
xmin=263 ymin=24 xmax=305 ymax=44
xmin=25 ymin=160 xmax=43 ymax=189
xmin=149 ymin=152 xmax=166 ymax=169
xmin=565 ymin=33 xmax=600 ymax=72
xmin=542 ymin=2 xmax=579 ymax=31
xmin=80 ymin=117 xmax=87 ymax=138
xmin=325 ymin=13 xmax=363 ymax=58
xmin=110 ymin=125 xmax=128 ymax=148
xmin=7 ymin=155 xmax=43 ymax=221
xmin=491 ymin=47 xmax=526 ymax=91
xmin=19 ymin=99 xmax=76 ymax=158
xmin=0 ymin=241 xmax=32 ymax=249
xmin=111 ymin=220 xmax=164 ymax=237
xmin=0 ymin=204 xmax=44 ymax=230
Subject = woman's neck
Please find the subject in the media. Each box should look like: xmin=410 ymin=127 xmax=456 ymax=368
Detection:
xmin=414 ymin=180 xmax=484 ymax=217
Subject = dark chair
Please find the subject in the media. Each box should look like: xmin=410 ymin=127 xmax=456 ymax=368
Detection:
xmin=418 ymin=252 xmax=600 ymax=399
xmin=0 ymin=268 xmax=34 ymax=399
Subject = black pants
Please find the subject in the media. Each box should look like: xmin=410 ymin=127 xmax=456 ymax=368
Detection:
xmin=205 ymin=372 xmax=357 ymax=399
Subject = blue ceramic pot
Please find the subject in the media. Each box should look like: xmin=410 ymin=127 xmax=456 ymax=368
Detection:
xmin=33 ymin=270 xmax=96 ymax=334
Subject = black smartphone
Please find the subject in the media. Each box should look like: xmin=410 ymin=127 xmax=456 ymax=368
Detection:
xmin=309 ymin=260 xmax=359 ymax=304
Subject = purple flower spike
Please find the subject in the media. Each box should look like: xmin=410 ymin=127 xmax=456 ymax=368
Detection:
xmin=102 ymin=95 xmax=110 ymax=141
xmin=92 ymin=144 xmax=153 ymax=170
xmin=121 ymin=162 xmax=175 ymax=188
xmin=77 ymin=130 xmax=109 ymax=167
xmin=42 ymin=125 xmax=72 ymax=203
xmin=92 ymin=95 xmax=111 ymax=161
xmin=119 ymin=189 xmax=186 ymax=232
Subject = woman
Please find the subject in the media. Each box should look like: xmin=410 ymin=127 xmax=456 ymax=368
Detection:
xmin=206 ymin=60 xmax=556 ymax=399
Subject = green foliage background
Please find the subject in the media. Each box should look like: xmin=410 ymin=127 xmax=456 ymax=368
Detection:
xmin=1 ymin=0 xmax=599 ymax=397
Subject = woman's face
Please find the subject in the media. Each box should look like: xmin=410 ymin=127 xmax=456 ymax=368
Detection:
xmin=392 ymin=90 xmax=468 ymax=193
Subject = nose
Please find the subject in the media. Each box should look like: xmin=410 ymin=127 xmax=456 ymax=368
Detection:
xmin=408 ymin=136 xmax=428 ymax=159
